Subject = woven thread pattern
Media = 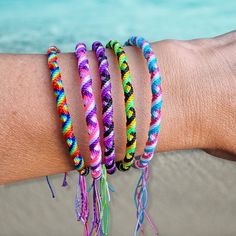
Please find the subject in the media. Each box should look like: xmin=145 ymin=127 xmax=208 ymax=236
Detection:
xmin=75 ymin=43 xmax=102 ymax=179
xmin=125 ymin=37 xmax=162 ymax=168
xmin=92 ymin=41 xmax=116 ymax=174
xmin=106 ymin=40 xmax=137 ymax=171
xmin=47 ymin=46 xmax=88 ymax=175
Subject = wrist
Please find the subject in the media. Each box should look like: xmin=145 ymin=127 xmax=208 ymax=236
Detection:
xmin=154 ymin=39 xmax=212 ymax=151
xmin=157 ymin=36 xmax=236 ymax=155
xmin=195 ymin=35 xmax=236 ymax=154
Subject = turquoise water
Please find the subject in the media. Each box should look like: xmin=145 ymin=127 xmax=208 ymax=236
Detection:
xmin=0 ymin=0 xmax=235 ymax=53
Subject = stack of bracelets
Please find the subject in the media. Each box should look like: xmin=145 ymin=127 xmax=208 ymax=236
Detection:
xmin=47 ymin=36 xmax=162 ymax=236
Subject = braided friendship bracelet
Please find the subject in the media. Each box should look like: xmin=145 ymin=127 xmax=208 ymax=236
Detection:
xmin=48 ymin=47 xmax=90 ymax=232
xmin=47 ymin=46 xmax=89 ymax=176
xmin=125 ymin=37 xmax=162 ymax=169
xmin=125 ymin=37 xmax=162 ymax=235
xmin=75 ymin=43 xmax=104 ymax=234
xmin=106 ymin=40 xmax=137 ymax=171
xmin=75 ymin=43 xmax=102 ymax=179
xmin=92 ymin=41 xmax=116 ymax=175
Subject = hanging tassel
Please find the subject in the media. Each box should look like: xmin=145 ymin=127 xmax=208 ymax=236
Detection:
xmin=99 ymin=165 xmax=111 ymax=235
xmin=134 ymin=166 xmax=158 ymax=236
xmin=62 ymin=172 xmax=68 ymax=187
xmin=46 ymin=176 xmax=55 ymax=198
xmin=88 ymin=170 xmax=114 ymax=236
xmin=75 ymin=174 xmax=90 ymax=236
xmin=89 ymin=178 xmax=103 ymax=236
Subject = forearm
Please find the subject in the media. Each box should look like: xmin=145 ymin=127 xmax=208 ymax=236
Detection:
xmin=0 ymin=35 xmax=235 ymax=184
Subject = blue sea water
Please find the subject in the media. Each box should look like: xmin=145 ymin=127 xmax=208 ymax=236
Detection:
xmin=0 ymin=0 xmax=235 ymax=53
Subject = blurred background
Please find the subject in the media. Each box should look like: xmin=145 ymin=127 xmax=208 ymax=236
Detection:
xmin=0 ymin=0 xmax=236 ymax=235
xmin=0 ymin=0 xmax=235 ymax=53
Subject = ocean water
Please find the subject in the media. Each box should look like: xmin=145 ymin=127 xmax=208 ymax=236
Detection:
xmin=1 ymin=1 xmax=236 ymax=236
xmin=0 ymin=0 xmax=235 ymax=53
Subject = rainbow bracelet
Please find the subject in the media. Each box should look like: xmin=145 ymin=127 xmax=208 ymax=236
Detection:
xmin=47 ymin=46 xmax=89 ymax=175
xmin=92 ymin=41 xmax=116 ymax=175
xmin=125 ymin=37 xmax=162 ymax=235
xmin=106 ymin=40 xmax=137 ymax=171
xmin=47 ymin=47 xmax=90 ymax=231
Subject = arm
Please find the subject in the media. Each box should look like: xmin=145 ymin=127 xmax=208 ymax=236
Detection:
xmin=0 ymin=32 xmax=235 ymax=184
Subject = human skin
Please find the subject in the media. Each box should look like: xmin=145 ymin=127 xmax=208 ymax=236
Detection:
xmin=0 ymin=31 xmax=235 ymax=184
